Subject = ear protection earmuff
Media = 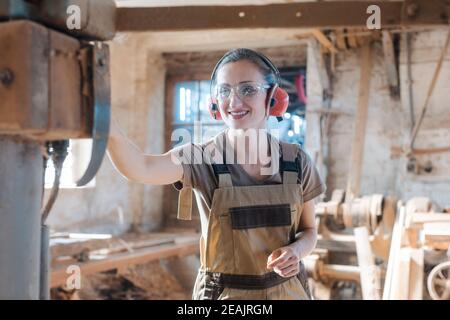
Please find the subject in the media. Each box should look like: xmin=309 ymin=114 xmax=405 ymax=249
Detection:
xmin=208 ymin=96 xmax=221 ymax=120
xmin=208 ymin=49 xmax=289 ymax=122
xmin=268 ymin=86 xmax=289 ymax=121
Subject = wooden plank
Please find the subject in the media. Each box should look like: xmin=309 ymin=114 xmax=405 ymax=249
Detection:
xmin=391 ymin=248 xmax=412 ymax=300
xmin=346 ymin=29 xmax=359 ymax=49
xmin=381 ymin=30 xmax=399 ymax=97
xmin=391 ymin=145 xmax=450 ymax=157
xmin=408 ymin=249 xmax=424 ymax=300
xmin=423 ymin=222 xmax=450 ymax=249
xmin=310 ymin=39 xmax=330 ymax=92
xmin=354 ymin=227 xmax=381 ymax=299
xmin=116 ymin=1 xmax=450 ymax=31
xmin=51 ymin=238 xmax=199 ymax=288
xmin=317 ymin=238 xmax=356 ymax=253
xmin=391 ymin=248 xmax=424 ymax=300
xmin=345 ymin=44 xmax=372 ymax=201
xmin=383 ymin=205 xmax=406 ymax=300
xmin=411 ymin=213 xmax=450 ymax=225
xmin=335 ymin=28 xmax=348 ymax=50
xmin=311 ymin=29 xmax=338 ymax=54
xmin=405 ymin=227 xmax=419 ymax=248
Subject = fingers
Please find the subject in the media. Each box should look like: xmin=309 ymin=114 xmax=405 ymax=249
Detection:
xmin=276 ymin=255 xmax=299 ymax=269
xmin=267 ymin=250 xmax=289 ymax=269
xmin=279 ymin=262 xmax=300 ymax=278
xmin=272 ymin=259 xmax=299 ymax=278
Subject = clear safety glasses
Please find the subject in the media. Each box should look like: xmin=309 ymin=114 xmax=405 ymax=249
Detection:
xmin=214 ymin=81 xmax=271 ymax=102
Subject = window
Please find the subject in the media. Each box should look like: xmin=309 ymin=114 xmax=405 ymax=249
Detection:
xmin=171 ymin=80 xmax=225 ymax=147
xmin=44 ymin=139 xmax=95 ymax=189
xmin=267 ymin=66 xmax=307 ymax=146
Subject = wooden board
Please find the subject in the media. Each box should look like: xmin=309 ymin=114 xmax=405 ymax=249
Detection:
xmin=311 ymin=29 xmax=338 ymax=54
xmin=51 ymin=236 xmax=200 ymax=288
xmin=116 ymin=1 xmax=449 ymax=31
xmin=345 ymin=44 xmax=372 ymax=201
xmin=390 ymin=248 xmax=424 ymax=300
xmin=354 ymin=227 xmax=381 ymax=300
xmin=409 ymin=249 xmax=424 ymax=300
xmin=383 ymin=206 xmax=406 ymax=300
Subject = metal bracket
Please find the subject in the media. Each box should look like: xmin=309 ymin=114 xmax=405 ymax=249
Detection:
xmin=76 ymin=42 xmax=110 ymax=186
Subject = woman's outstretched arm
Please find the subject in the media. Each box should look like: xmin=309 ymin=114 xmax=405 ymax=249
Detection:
xmin=106 ymin=119 xmax=183 ymax=185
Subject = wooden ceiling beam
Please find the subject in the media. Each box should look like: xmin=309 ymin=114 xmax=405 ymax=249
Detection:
xmin=116 ymin=1 xmax=450 ymax=32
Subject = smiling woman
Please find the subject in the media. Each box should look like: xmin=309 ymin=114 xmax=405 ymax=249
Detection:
xmin=107 ymin=48 xmax=326 ymax=300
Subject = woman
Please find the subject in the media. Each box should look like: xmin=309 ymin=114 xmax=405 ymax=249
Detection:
xmin=107 ymin=48 xmax=326 ymax=300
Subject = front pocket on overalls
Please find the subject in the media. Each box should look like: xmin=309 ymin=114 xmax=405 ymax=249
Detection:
xmin=229 ymin=204 xmax=292 ymax=229
xmin=229 ymin=204 xmax=293 ymax=274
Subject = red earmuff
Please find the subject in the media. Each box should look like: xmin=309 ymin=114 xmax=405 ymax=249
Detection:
xmin=208 ymin=97 xmax=222 ymax=120
xmin=268 ymin=87 xmax=289 ymax=119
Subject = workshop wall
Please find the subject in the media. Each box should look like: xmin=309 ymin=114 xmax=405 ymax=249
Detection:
xmin=397 ymin=29 xmax=450 ymax=209
xmin=306 ymin=29 xmax=450 ymax=209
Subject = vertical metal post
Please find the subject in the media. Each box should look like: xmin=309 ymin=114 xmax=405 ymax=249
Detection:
xmin=0 ymin=136 xmax=42 ymax=299
xmin=39 ymin=224 xmax=50 ymax=300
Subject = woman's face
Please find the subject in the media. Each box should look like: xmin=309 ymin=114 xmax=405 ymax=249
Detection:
xmin=215 ymin=60 xmax=270 ymax=130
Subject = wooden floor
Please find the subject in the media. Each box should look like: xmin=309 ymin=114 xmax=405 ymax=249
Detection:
xmin=50 ymin=228 xmax=200 ymax=288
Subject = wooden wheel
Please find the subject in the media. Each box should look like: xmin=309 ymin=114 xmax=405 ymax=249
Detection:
xmin=427 ymin=261 xmax=450 ymax=300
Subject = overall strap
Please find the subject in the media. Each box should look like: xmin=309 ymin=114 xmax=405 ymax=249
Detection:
xmin=177 ymin=172 xmax=193 ymax=221
xmin=212 ymin=164 xmax=233 ymax=188
xmin=280 ymin=142 xmax=300 ymax=185
xmin=211 ymin=132 xmax=233 ymax=188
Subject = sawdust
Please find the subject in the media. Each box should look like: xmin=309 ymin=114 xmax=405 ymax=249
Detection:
xmin=51 ymin=260 xmax=190 ymax=300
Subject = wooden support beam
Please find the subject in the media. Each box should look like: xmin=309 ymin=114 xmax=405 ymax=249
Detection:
xmin=316 ymin=238 xmax=356 ymax=253
xmin=354 ymin=227 xmax=381 ymax=300
xmin=391 ymin=248 xmax=424 ymax=299
xmin=382 ymin=30 xmax=400 ymax=97
xmin=345 ymin=44 xmax=372 ymax=201
xmin=322 ymin=264 xmax=361 ymax=282
xmin=310 ymin=39 xmax=331 ymax=93
xmin=383 ymin=205 xmax=406 ymax=300
xmin=311 ymin=29 xmax=338 ymax=54
xmin=335 ymin=28 xmax=348 ymax=50
xmin=423 ymin=222 xmax=450 ymax=250
xmin=391 ymin=145 xmax=450 ymax=158
xmin=116 ymin=1 xmax=450 ymax=32
xmin=410 ymin=213 xmax=450 ymax=226
xmin=408 ymin=249 xmax=424 ymax=300
xmin=393 ymin=248 xmax=412 ymax=299
xmin=346 ymin=29 xmax=358 ymax=49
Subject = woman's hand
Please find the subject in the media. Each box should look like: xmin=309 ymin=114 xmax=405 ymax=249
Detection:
xmin=266 ymin=200 xmax=318 ymax=278
xmin=266 ymin=245 xmax=300 ymax=278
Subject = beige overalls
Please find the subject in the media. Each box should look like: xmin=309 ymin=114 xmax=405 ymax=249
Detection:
xmin=177 ymin=135 xmax=311 ymax=300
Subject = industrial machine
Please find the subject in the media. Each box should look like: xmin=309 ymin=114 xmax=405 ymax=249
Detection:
xmin=0 ymin=0 xmax=115 ymax=299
